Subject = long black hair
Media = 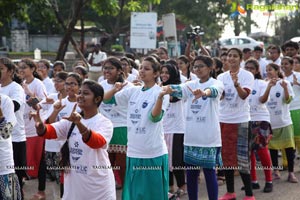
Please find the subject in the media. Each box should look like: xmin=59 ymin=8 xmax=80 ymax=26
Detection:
xmin=161 ymin=63 xmax=181 ymax=103
xmin=20 ymin=58 xmax=43 ymax=80
xmin=103 ymin=57 xmax=125 ymax=83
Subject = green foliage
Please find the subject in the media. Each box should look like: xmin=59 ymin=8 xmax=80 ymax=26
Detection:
xmin=111 ymin=44 xmax=124 ymax=52
xmin=91 ymin=0 xmax=120 ymax=16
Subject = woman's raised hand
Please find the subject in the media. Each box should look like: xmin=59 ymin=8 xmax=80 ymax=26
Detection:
xmin=62 ymin=104 xmax=81 ymax=124
xmin=114 ymin=82 xmax=128 ymax=92
xmin=187 ymin=86 xmax=206 ymax=103
xmin=42 ymin=92 xmax=55 ymax=104
xmin=29 ymin=106 xmax=45 ymax=134
xmin=53 ymin=95 xmax=66 ymax=112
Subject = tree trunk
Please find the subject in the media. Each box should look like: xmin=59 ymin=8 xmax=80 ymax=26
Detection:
xmin=55 ymin=0 xmax=84 ymax=61
xmin=234 ymin=17 xmax=240 ymax=36
xmin=80 ymin=16 xmax=84 ymax=53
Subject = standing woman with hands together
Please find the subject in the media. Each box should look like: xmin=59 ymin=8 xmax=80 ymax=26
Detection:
xmin=165 ymin=55 xmax=224 ymax=200
xmin=217 ymin=48 xmax=255 ymax=200
xmin=264 ymin=63 xmax=297 ymax=183
xmin=31 ymin=80 xmax=116 ymax=200
xmin=104 ymin=56 xmax=170 ymax=200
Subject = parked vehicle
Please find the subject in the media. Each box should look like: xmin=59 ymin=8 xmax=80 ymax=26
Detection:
xmin=219 ymin=36 xmax=264 ymax=50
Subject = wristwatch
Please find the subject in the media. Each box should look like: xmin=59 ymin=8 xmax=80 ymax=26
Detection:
xmin=234 ymin=83 xmax=240 ymax=88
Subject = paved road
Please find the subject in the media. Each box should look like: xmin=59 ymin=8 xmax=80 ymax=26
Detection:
xmin=23 ymin=157 xmax=300 ymax=200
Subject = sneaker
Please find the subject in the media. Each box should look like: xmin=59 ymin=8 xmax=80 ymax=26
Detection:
xmin=241 ymin=182 xmax=260 ymax=190
xmin=176 ymin=189 xmax=187 ymax=197
xmin=263 ymin=182 xmax=273 ymax=193
xmin=287 ymin=173 xmax=299 ymax=183
xmin=219 ymin=192 xmax=236 ymax=200
xmin=243 ymin=196 xmax=255 ymax=200
xmin=272 ymin=171 xmax=281 ymax=180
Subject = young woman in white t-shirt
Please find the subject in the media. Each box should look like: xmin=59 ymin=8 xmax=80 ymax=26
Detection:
xmin=243 ymin=59 xmax=273 ymax=193
xmin=165 ymin=55 xmax=224 ymax=200
xmin=35 ymin=71 xmax=68 ymax=198
xmin=264 ymin=63 xmax=297 ymax=183
xmin=217 ymin=48 xmax=255 ymax=200
xmin=100 ymin=57 xmax=133 ymax=189
xmin=18 ymin=58 xmax=47 ymax=199
xmin=0 ymin=58 xmax=26 ymax=198
xmin=160 ymin=62 xmax=186 ymax=196
xmin=281 ymin=57 xmax=300 ymax=157
xmin=0 ymin=94 xmax=21 ymax=199
xmin=120 ymin=57 xmax=137 ymax=83
xmin=31 ymin=80 xmax=116 ymax=200
xmin=104 ymin=56 xmax=170 ymax=200
xmin=177 ymin=55 xmax=197 ymax=82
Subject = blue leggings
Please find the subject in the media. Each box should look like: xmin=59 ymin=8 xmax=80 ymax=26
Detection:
xmin=186 ymin=167 xmax=218 ymax=200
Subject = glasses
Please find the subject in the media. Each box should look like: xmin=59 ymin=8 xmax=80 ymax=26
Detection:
xmin=18 ymin=65 xmax=29 ymax=70
xmin=38 ymin=65 xmax=47 ymax=69
xmin=193 ymin=64 xmax=207 ymax=70
xmin=103 ymin=66 xmax=115 ymax=71
xmin=54 ymin=79 xmax=64 ymax=83
xmin=245 ymin=66 xmax=256 ymax=70
xmin=65 ymin=82 xmax=78 ymax=87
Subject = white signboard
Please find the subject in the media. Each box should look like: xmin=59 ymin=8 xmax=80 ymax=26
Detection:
xmin=162 ymin=13 xmax=177 ymax=38
xmin=130 ymin=12 xmax=157 ymax=49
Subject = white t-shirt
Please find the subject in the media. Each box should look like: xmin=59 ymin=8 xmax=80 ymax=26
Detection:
xmin=266 ymin=80 xmax=294 ymax=129
xmin=126 ymin=73 xmax=137 ymax=83
xmin=180 ymin=78 xmax=224 ymax=147
xmin=285 ymin=72 xmax=300 ymax=110
xmin=180 ymin=72 xmax=198 ymax=83
xmin=0 ymin=81 xmax=26 ymax=142
xmin=87 ymin=51 xmax=107 ymax=66
xmin=115 ymin=84 xmax=169 ymax=158
xmin=163 ymin=99 xmax=185 ymax=134
xmin=257 ymin=58 xmax=268 ymax=79
xmin=43 ymin=77 xmax=56 ymax=94
xmin=44 ymin=96 xmax=80 ymax=152
xmin=131 ymin=68 xmax=139 ymax=77
xmin=266 ymin=57 xmax=281 ymax=66
xmin=249 ymin=79 xmax=270 ymax=122
xmin=99 ymin=80 xmax=133 ymax=128
xmin=24 ymin=78 xmax=47 ymax=137
xmin=51 ymin=113 xmax=115 ymax=200
xmin=218 ymin=69 xmax=254 ymax=123
xmin=0 ymin=94 xmax=16 ymax=175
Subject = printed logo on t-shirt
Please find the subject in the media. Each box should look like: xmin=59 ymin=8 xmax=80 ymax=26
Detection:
xmin=135 ymin=127 xmax=146 ymax=134
xmin=196 ymin=116 xmax=206 ymax=123
xmin=202 ymin=96 xmax=207 ymax=100
xmin=130 ymin=101 xmax=136 ymax=106
xmin=252 ymin=90 xmax=257 ymax=95
xmin=70 ymin=141 xmax=83 ymax=163
xmin=276 ymin=92 xmax=281 ymax=98
xmin=267 ymin=99 xmax=277 ymax=109
xmin=142 ymin=101 xmax=148 ymax=108
xmin=186 ymin=116 xmax=193 ymax=121
xmin=225 ymin=89 xmax=235 ymax=101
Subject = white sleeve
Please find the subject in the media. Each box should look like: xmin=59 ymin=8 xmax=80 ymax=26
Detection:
xmin=1 ymin=95 xmax=16 ymax=126
xmin=114 ymin=86 xmax=137 ymax=107
xmin=51 ymin=119 xmax=72 ymax=140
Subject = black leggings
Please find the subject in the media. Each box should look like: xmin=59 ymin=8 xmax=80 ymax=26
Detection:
xmin=224 ymin=170 xmax=253 ymax=196
xmin=169 ymin=134 xmax=185 ymax=188
xmin=270 ymin=148 xmax=295 ymax=172
xmin=38 ymin=149 xmax=46 ymax=191
xmin=12 ymin=141 xmax=27 ymax=198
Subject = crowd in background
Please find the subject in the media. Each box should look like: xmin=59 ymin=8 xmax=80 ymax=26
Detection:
xmin=0 ymin=37 xmax=300 ymax=200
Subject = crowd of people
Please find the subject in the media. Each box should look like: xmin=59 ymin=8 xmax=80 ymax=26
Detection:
xmin=0 ymin=38 xmax=300 ymax=200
